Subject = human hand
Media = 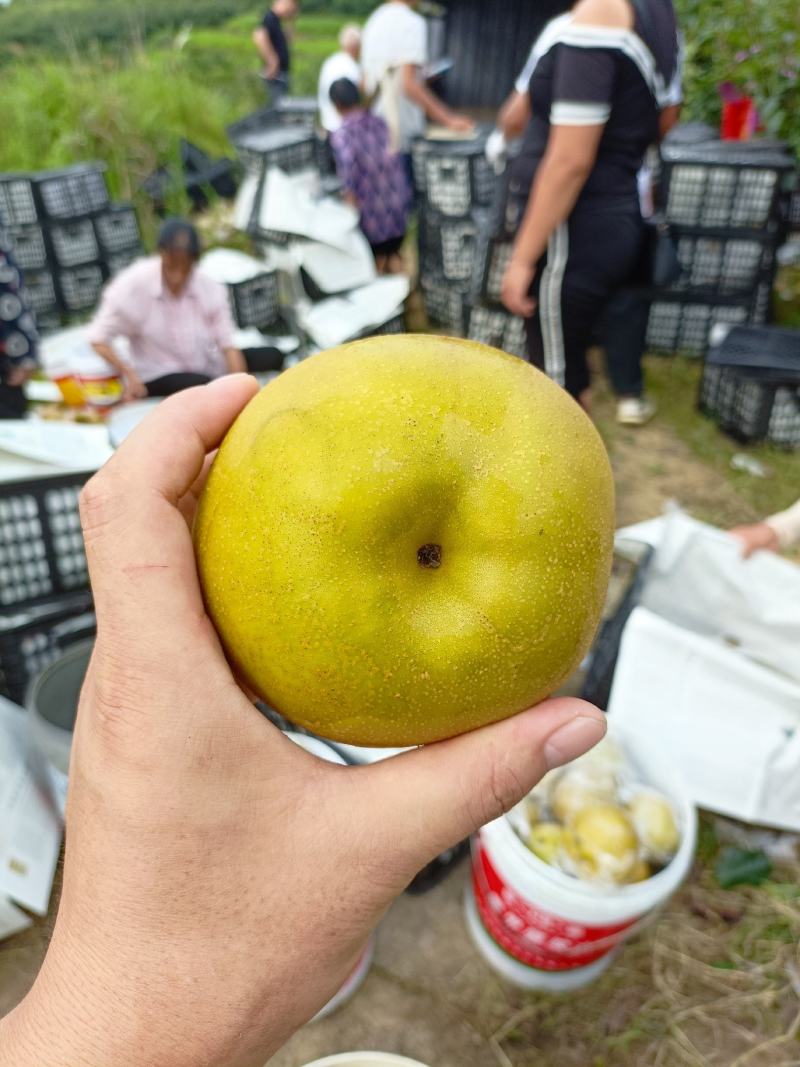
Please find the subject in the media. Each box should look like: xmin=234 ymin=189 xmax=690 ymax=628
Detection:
xmin=0 ymin=376 xmax=605 ymax=1067
xmin=729 ymin=521 xmax=780 ymax=559
xmin=502 ymin=257 xmax=537 ymax=318
xmin=446 ymin=113 xmax=475 ymax=134
xmin=122 ymin=367 xmax=148 ymax=402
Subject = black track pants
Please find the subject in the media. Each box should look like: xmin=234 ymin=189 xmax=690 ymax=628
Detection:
xmin=524 ymin=202 xmax=644 ymax=398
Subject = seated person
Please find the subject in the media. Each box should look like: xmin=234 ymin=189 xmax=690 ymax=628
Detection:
xmin=88 ymin=220 xmax=247 ymax=400
xmin=329 ymin=77 xmax=412 ymax=274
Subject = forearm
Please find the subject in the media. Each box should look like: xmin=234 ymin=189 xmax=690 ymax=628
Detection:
xmin=765 ymin=499 xmax=800 ymax=549
xmin=253 ymin=29 xmax=276 ymax=67
xmin=402 ymin=73 xmax=456 ymax=126
xmin=91 ymin=341 xmax=129 ymax=377
xmin=498 ymin=91 xmax=530 ymax=140
xmin=223 ymin=346 xmax=247 ymax=374
xmin=512 ymin=154 xmax=592 ymax=267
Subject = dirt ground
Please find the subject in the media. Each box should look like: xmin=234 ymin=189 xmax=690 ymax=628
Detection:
xmin=1 ymin=340 xmax=798 ymax=1066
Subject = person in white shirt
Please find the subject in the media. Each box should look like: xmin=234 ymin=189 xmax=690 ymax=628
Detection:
xmin=361 ymin=0 xmax=473 ymax=155
xmin=318 ymin=24 xmax=362 ymax=134
xmin=730 ymin=499 xmax=800 ymax=558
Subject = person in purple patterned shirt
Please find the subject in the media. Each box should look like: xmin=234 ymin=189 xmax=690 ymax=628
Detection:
xmin=329 ymin=77 xmax=412 ymax=273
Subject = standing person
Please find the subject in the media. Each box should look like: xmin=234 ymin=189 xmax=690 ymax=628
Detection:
xmin=329 ymin=78 xmax=412 ymax=273
xmin=0 ymin=228 xmax=39 ymax=419
xmin=500 ymin=0 xmax=681 ymax=412
xmin=88 ymin=219 xmax=248 ymax=400
xmin=361 ymin=0 xmax=473 ymax=159
xmin=318 ymin=24 xmax=362 ymax=135
xmin=253 ymin=0 xmax=299 ymax=105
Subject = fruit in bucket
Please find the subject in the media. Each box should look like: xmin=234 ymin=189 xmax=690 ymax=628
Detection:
xmin=629 ymin=792 xmax=680 ymax=862
xmin=195 ymin=335 xmax=614 ymax=746
xmin=527 ymin=822 xmax=568 ymax=865
xmin=566 ymin=803 xmax=638 ymax=884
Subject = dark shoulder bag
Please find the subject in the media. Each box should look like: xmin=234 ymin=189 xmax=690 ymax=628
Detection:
xmin=631 ymin=0 xmax=682 ymax=290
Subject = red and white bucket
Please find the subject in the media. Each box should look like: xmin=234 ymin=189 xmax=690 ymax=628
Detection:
xmin=284 ymin=732 xmax=375 ymax=1020
xmin=465 ymin=737 xmax=696 ymax=991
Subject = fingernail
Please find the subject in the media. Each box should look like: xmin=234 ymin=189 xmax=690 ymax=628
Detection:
xmin=544 ymin=714 xmax=607 ymax=771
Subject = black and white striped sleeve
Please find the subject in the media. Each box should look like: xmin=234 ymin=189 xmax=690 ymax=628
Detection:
xmin=549 ymin=42 xmax=617 ymax=127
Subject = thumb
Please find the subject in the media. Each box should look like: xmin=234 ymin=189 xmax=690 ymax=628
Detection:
xmin=361 ymin=699 xmax=606 ymax=875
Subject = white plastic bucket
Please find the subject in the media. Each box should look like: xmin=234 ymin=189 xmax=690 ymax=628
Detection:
xmin=465 ymin=734 xmax=697 ymax=991
xmin=27 ymin=640 xmax=92 ymax=817
xmin=302 ymin=1056 xmax=431 ymax=1067
xmin=285 ymin=732 xmax=375 ymax=1020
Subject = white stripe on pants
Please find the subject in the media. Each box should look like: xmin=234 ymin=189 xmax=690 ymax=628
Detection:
xmin=538 ymin=222 xmax=569 ymax=387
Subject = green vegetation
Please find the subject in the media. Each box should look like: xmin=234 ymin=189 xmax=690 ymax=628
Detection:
xmin=674 ymin=0 xmax=799 ymax=155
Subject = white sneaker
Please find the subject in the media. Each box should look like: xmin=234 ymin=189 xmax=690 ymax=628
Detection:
xmin=616 ymin=396 xmax=656 ymax=426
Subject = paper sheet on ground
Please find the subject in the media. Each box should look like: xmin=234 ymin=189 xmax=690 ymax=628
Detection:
xmin=608 ymin=607 xmax=800 ymax=830
xmin=0 ymin=697 xmax=62 ymax=916
xmin=0 ymin=421 xmax=112 ymax=471
xmin=298 ymin=276 xmax=410 ymax=349
xmin=257 ymin=168 xmax=359 ymax=251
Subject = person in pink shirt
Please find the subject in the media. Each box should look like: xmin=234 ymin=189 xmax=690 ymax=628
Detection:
xmin=88 ymin=219 xmax=247 ymax=400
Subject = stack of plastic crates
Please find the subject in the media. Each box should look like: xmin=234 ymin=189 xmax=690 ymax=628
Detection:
xmin=0 ymin=473 xmax=96 ymax=705
xmin=699 ymin=324 xmax=800 ymax=448
xmin=464 ymin=200 xmax=528 ymax=358
xmin=414 ymin=132 xmax=500 ymax=337
xmin=647 ymin=141 xmax=796 ymax=356
xmin=0 ymin=163 xmax=143 ymax=330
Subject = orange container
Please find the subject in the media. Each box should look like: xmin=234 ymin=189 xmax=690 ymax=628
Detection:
xmin=52 ymin=374 xmax=87 ymax=408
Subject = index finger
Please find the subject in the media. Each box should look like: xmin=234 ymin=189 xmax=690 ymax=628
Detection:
xmin=81 ymin=375 xmax=258 ymax=633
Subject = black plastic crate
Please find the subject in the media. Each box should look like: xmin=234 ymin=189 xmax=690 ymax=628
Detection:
xmin=646 ymin=291 xmax=769 ymax=356
xmin=49 ymin=218 xmax=100 ymax=268
xmin=0 ymin=473 xmax=91 ymax=611
xmin=419 ymin=210 xmax=482 ymax=284
xmin=230 ymin=124 xmax=317 ymax=177
xmin=787 ymin=187 xmax=800 ymax=233
xmin=34 ymin=164 xmax=109 ymax=220
xmin=669 ymin=227 xmax=779 ymax=297
xmin=472 ymin=228 xmax=513 ymax=306
xmin=466 ymin=303 xmax=526 ymax=358
xmin=6 ymin=224 xmax=49 ymax=272
xmin=94 ymin=204 xmax=141 ymax=255
xmin=661 ymin=143 xmax=795 ymax=230
xmin=229 ymin=271 xmax=280 ymax=329
xmin=700 ymin=366 xmax=800 ymax=447
xmin=21 ymin=268 xmax=59 ymax=317
xmin=226 ymin=104 xmax=314 ymax=145
xmin=699 ymin=324 xmax=800 ymax=446
xmin=58 ymin=262 xmax=105 ymax=313
xmin=105 ymin=247 xmax=143 ymax=277
xmin=0 ymin=593 xmax=95 ymax=705
xmin=412 ymin=137 xmax=497 ymax=217
xmin=420 ymin=273 xmax=466 ymax=335
xmin=0 ymin=175 xmax=38 ymax=227
xmin=581 ymin=539 xmax=653 ymax=710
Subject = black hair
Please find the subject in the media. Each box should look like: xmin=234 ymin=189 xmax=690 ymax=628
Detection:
xmin=157 ymin=218 xmax=202 ymax=260
xmin=329 ymin=77 xmax=361 ymax=111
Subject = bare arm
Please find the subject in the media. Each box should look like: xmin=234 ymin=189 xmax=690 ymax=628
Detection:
xmin=91 ymin=341 xmax=147 ymax=400
xmin=222 ymin=346 xmax=247 ymax=374
xmin=502 ymin=124 xmax=603 ymax=316
xmin=253 ymin=26 xmax=279 ymax=76
xmin=499 ymin=91 xmax=532 ymax=141
xmin=658 ymin=103 xmax=681 ymax=141
xmin=400 ymin=64 xmax=473 ymax=132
